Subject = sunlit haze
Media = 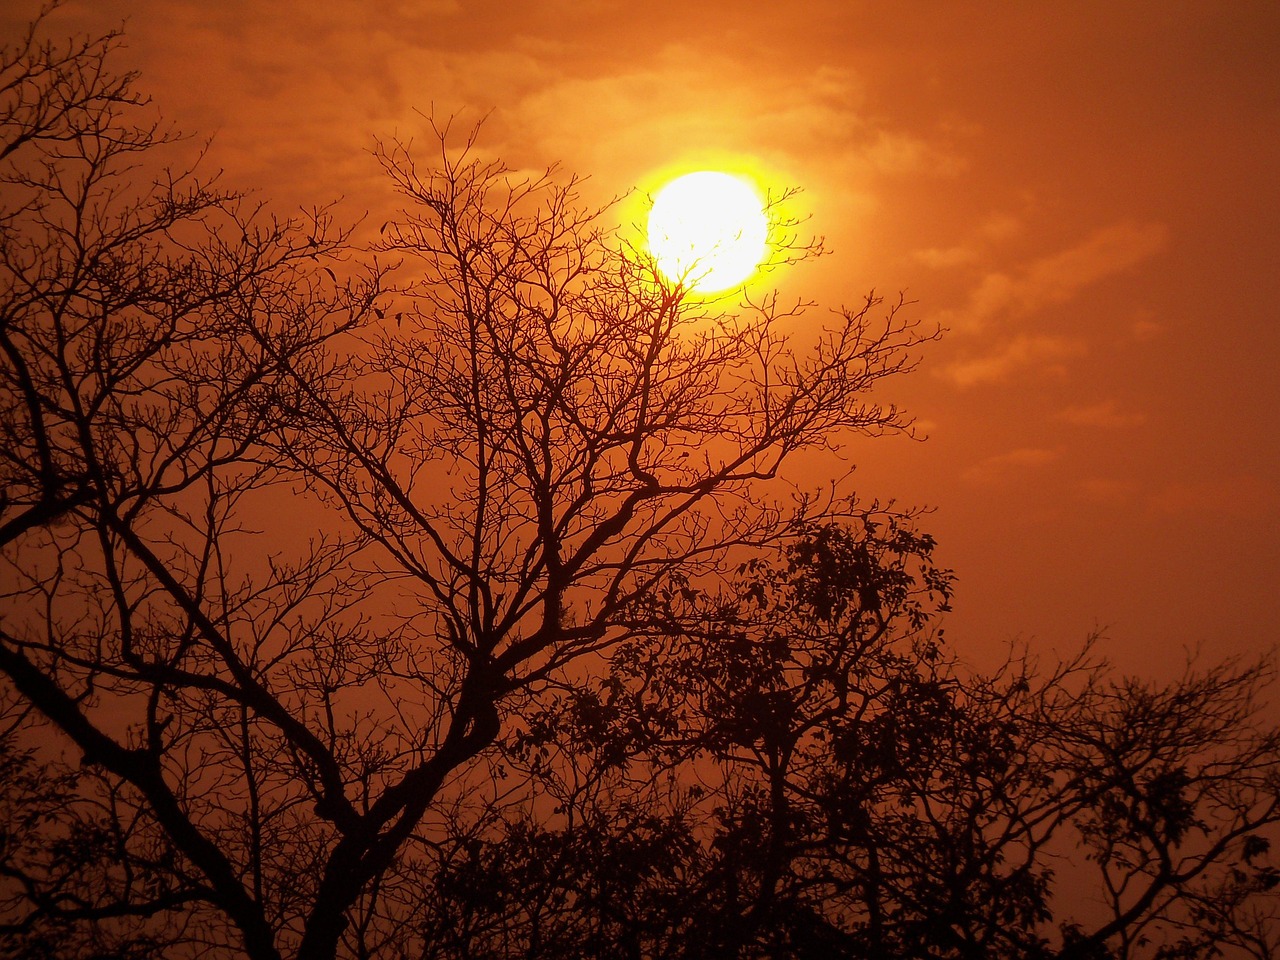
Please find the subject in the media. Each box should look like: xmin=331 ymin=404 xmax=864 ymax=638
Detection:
xmin=4 ymin=0 xmax=1277 ymax=695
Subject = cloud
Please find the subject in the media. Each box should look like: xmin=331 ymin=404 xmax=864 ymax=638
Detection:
xmin=1056 ymin=400 xmax=1147 ymax=429
xmin=482 ymin=43 xmax=965 ymax=204
xmin=941 ymin=334 xmax=1086 ymax=387
xmin=938 ymin=220 xmax=1169 ymax=332
xmin=1148 ymin=475 xmax=1274 ymax=517
xmin=979 ymin=212 xmax=1023 ymax=241
xmin=1023 ymin=221 xmax=1168 ymax=296
xmin=1129 ymin=309 xmax=1164 ymax=341
xmin=961 ymin=447 xmax=1060 ymax=485
xmin=913 ymin=212 xmax=1022 ymax=269
xmin=913 ymin=244 xmax=980 ymax=269
xmin=1078 ymin=477 xmax=1139 ymax=504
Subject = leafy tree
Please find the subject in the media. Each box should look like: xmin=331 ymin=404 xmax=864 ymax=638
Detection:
xmin=424 ymin=516 xmax=1280 ymax=960
xmin=1 ymin=12 xmax=1277 ymax=960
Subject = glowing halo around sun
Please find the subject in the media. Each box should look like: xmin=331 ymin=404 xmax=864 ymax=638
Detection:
xmin=647 ymin=171 xmax=768 ymax=293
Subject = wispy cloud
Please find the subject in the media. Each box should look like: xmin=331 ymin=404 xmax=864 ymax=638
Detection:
xmin=961 ymin=447 xmax=1060 ymax=485
xmin=1129 ymin=310 xmax=1164 ymax=341
xmin=1148 ymin=475 xmax=1274 ymax=517
xmin=912 ymin=212 xmax=1022 ymax=269
xmin=941 ymin=334 xmax=1086 ymax=387
xmin=1077 ymin=477 xmax=1140 ymax=504
xmin=913 ymin=244 xmax=980 ymax=269
xmin=937 ymin=220 xmax=1169 ymax=333
xmin=1056 ymin=400 xmax=1147 ymax=429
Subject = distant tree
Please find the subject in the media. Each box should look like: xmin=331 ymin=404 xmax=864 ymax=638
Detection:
xmin=2 ymin=12 xmax=1277 ymax=960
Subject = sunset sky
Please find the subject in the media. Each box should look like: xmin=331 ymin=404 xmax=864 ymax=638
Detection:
xmin=10 ymin=0 xmax=1277 ymax=674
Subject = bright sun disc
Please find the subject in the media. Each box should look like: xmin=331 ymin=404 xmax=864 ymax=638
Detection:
xmin=648 ymin=171 xmax=768 ymax=293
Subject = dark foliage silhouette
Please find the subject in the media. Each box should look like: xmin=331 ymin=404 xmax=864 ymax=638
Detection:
xmin=424 ymin=519 xmax=1280 ymax=959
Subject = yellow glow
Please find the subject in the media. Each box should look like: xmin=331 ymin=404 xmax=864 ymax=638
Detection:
xmin=647 ymin=171 xmax=768 ymax=293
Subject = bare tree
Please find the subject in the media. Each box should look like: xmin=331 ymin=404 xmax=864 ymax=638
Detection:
xmin=259 ymin=124 xmax=927 ymax=958
xmin=0 ymin=12 xmax=930 ymax=959
xmin=0 ymin=10 xmax=378 ymax=958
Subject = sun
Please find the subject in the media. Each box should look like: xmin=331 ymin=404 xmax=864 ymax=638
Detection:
xmin=648 ymin=171 xmax=768 ymax=293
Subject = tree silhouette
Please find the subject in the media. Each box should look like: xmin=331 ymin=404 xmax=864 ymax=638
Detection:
xmin=2 ymin=13 xmax=1278 ymax=960
xmin=419 ymin=518 xmax=1280 ymax=960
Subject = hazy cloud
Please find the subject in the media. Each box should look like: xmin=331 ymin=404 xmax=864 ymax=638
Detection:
xmin=1130 ymin=311 xmax=1164 ymax=341
xmin=503 ymin=48 xmax=934 ymax=184
xmin=913 ymin=244 xmax=980 ymax=269
xmin=941 ymin=334 xmax=1086 ymax=387
xmin=913 ymin=212 xmax=1022 ymax=269
xmin=979 ymin=212 xmax=1023 ymax=241
xmin=1056 ymin=401 xmax=1147 ymax=429
xmin=938 ymin=220 xmax=1170 ymax=333
xmin=961 ymin=447 xmax=1060 ymax=485
xmin=1149 ymin=475 xmax=1274 ymax=516
xmin=1078 ymin=477 xmax=1140 ymax=504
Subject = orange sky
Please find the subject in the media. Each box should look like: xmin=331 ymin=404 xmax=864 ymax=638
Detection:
xmin=10 ymin=0 xmax=1277 ymax=673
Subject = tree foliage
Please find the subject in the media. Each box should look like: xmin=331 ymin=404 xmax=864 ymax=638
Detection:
xmin=434 ymin=519 xmax=1280 ymax=960
xmin=1 ymin=12 xmax=1278 ymax=960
